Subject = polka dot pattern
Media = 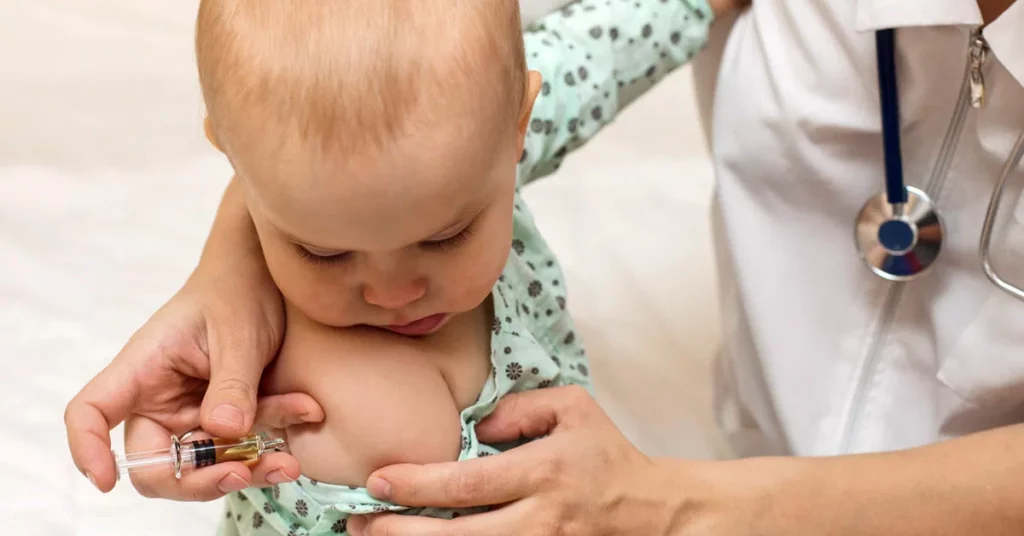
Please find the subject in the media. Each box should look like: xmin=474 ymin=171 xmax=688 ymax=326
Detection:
xmin=517 ymin=0 xmax=712 ymax=186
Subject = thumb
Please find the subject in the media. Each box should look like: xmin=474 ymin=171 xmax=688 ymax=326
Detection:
xmin=200 ymin=326 xmax=267 ymax=438
xmin=475 ymin=385 xmax=591 ymax=444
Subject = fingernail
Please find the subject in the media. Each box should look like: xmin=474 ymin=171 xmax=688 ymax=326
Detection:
xmin=209 ymin=404 xmax=245 ymax=428
xmin=85 ymin=471 xmax=99 ymax=491
xmin=266 ymin=470 xmax=294 ymax=485
xmin=366 ymin=476 xmax=391 ymax=500
xmin=217 ymin=472 xmax=249 ymax=494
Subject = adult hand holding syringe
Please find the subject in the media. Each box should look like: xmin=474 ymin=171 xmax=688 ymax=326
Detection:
xmin=64 ymin=215 xmax=324 ymax=501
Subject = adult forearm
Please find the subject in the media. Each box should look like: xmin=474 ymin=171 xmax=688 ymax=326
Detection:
xmin=698 ymin=424 xmax=1024 ymax=535
xmin=195 ymin=176 xmax=264 ymax=274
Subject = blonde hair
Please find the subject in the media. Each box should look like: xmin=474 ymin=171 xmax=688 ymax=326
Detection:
xmin=196 ymin=0 xmax=526 ymax=158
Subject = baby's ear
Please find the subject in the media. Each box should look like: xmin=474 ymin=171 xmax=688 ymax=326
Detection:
xmin=517 ymin=70 xmax=543 ymax=142
xmin=204 ymin=116 xmax=223 ymax=152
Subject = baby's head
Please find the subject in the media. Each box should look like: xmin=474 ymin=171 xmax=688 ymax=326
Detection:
xmin=197 ymin=0 xmax=541 ymax=334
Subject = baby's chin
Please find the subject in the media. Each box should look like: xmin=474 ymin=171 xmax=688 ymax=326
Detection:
xmin=289 ymin=292 xmax=493 ymax=333
xmin=381 ymin=293 xmax=494 ymax=332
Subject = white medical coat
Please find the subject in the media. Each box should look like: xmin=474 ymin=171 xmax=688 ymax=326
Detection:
xmin=697 ymin=0 xmax=1024 ymax=457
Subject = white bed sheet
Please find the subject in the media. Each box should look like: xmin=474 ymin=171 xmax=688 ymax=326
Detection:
xmin=0 ymin=1 xmax=726 ymax=534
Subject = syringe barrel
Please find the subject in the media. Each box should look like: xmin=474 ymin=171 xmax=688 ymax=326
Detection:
xmin=188 ymin=436 xmax=263 ymax=467
xmin=116 ymin=448 xmax=176 ymax=477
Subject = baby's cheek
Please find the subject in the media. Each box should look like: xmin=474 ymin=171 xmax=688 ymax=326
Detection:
xmin=260 ymin=244 xmax=301 ymax=294
xmin=267 ymin=254 xmax=353 ymax=323
xmin=452 ymin=238 xmax=510 ymax=308
xmin=288 ymin=281 xmax=355 ymax=326
xmin=251 ymin=217 xmax=357 ymax=324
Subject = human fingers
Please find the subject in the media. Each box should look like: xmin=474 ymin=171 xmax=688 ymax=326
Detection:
xmin=349 ymin=502 xmax=528 ymax=536
xmin=245 ymin=394 xmax=322 ymax=487
xmin=200 ymin=323 xmax=269 ymax=438
xmin=253 ymin=392 xmax=325 ymax=430
xmin=64 ymin=351 xmax=142 ymax=492
xmin=474 ymin=385 xmax=595 ymax=444
xmin=249 ymin=451 xmax=301 ymax=488
xmin=136 ymin=461 xmax=255 ymax=502
xmin=124 ymin=416 xmax=254 ymax=501
xmin=366 ymin=446 xmax=549 ymax=509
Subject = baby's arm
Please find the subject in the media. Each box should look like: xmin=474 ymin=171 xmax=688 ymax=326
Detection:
xmin=262 ymin=303 xmax=492 ymax=487
xmin=262 ymin=307 xmax=463 ymax=486
xmin=518 ymin=0 xmax=716 ymax=184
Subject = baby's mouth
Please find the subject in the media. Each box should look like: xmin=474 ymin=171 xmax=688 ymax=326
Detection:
xmin=383 ymin=313 xmax=450 ymax=337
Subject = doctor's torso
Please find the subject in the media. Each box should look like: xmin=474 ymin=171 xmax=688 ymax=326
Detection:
xmin=706 ymin=0 xmax=1024 ymax=457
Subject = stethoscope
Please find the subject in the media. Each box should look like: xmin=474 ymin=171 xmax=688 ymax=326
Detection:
xmin=854 ymin=29 xmax=1024 ymax=300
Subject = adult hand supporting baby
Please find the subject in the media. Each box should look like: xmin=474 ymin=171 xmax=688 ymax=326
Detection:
xmin=347 ymin=386 xmax=758 ymax=535
xmin=65 ymin=178 xmax=325 ymax=501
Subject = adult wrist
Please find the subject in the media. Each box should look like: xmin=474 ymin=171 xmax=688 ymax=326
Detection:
xmin=649 ymin=456 xmax=809 ymax=536
xmin=644 ymin=457 xmax=723 ymax=536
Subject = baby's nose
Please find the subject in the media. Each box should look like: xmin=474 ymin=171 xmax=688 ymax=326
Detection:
xmin=362 ymin=279 xmax=427 ymax=310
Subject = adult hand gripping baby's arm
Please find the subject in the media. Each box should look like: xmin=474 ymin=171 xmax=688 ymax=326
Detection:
xmin=346 ymin=386 xmax=727 ymax=536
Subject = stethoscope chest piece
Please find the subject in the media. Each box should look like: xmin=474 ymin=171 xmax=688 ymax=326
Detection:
xmin=855 ymin=185 xmax=944 ymax=281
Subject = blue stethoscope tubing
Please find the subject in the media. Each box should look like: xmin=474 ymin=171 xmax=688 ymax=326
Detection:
xmin=876 ymin=29 xmax=907 ymax=206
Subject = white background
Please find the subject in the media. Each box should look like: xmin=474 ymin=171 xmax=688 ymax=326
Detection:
xmin=0 ymin=1 xmax=726 ymax=533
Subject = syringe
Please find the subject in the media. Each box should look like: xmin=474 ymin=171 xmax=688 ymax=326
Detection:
xmin=114 ymin=432 xmax=287 ymax=481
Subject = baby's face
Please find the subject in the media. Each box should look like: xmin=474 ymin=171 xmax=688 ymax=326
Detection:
xmin=236 ymin=103 xmax=529 ymax=336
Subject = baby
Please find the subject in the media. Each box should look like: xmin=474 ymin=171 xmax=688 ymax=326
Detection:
xmin=195 ymin=0 xmax=714 ymax=534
